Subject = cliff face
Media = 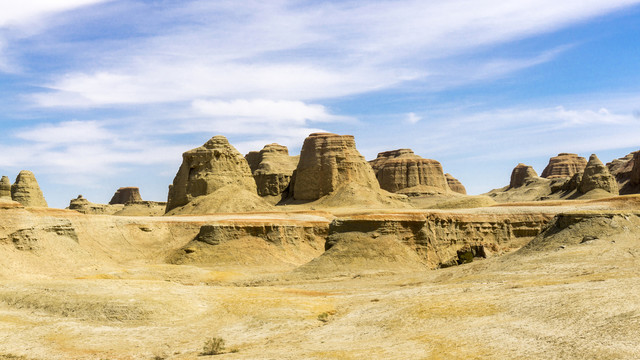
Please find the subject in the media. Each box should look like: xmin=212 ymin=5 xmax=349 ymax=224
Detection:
xmin=293 ymin=133 xmax=380 ymax=201
xmin=324 ymin=212 xmax=553 ymax=269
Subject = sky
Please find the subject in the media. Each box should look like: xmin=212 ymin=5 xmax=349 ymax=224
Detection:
xmin=1 ymin=0 xmax=640 ymax=208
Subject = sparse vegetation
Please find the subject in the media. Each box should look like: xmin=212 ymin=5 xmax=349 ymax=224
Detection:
xmin=317 ymin=310 xmax=336 ymax=322
xmin=201 ymin=337 xmax=225 ymax=356
xmin=317 ymin=312 xmax=329 ymax=322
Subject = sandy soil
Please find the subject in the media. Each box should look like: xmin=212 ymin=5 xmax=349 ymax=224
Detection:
xmin=2 ymin=199 xmax=640 ymax=359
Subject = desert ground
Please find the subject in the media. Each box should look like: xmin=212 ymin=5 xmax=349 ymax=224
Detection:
xmin=2 ymin=197 xmax=640 ymax=360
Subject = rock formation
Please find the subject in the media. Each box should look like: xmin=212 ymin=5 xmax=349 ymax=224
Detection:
xmin=631 ymin=152 xmax=640 ymax=187
xmin=0 ymin=176 xmax=11 ymax=200
xmin=10 ymin=170 xmax=47 ymax=207
xmin=509 ymin=163 xmax=538 ymax=188
xmin=607 ymin=150 xmax=640 ymax=194
xmin=245 ymin=144 xmax=299 ymax=198
xmin=445 ymin=173 xmax=466 ymax=194
xmin=69 ymin=195 xmax=123 ymax=215
xmin=541 ymin=153 xmax=587 ymax=179
xmin=369 ymin=149 xmax=450 ymax=194
xmin=293 ymin=133 xmax=380 ymax=201
xmin=578 ymin=154 xmax=618 ymax=195
xmin=109 ymin=187 xmax=142 ymax=205
xmin=166 ymin=135 xmax=257 ymax=212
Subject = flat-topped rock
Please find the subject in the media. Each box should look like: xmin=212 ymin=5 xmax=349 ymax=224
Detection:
xmin=109 ymin=187 xmax=142 ymax=205
xmin=578 ymin=154 xmax=618 ymax=195
xmin=541 ymin=153 xmax=587 ymax=179
xmin=246 ymin=143 xmax=299 ymax=198
xmin=166 ymin=135 xmax=257 ymax=212
xmin=370 ymin=149 xmax=449 ymax=193
xmin=510 ymin=163 xmax=538 ymax=188
xmin=445 ymin=173 xmax=467 ymax=194
xmin=10 ymin=170 xmax=47 ymax=207
xmin=293 ymin=133 xmax=380 ymax=201
xmin=0 ymin=176 xmax=11 ymax=200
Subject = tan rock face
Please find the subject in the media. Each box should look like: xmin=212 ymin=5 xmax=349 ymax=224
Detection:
xmin=606 ymin=151 xmax=639 ymax=194
xmin=10 ymin=170 xmax=47 ymax=207
xmin=109 ymin=187 xmax=142 ymax=205
xmin=541 ymin=153 xmax=587 ymax=179
xmin=370 ymin=149 xmax=449 ymax=193
xmin=292 ymin=133 xmax=379 ymax=201
xmin=445 ymin=174 xmax=467 ymax=194
xmin=509 ymin=163 xmax=538 ymax=188
xmin=0 ymin=176 xmax=11 ymax=200
xmin=630 ymin=152 xmax=640 ymax=186
xmin=246 ymin=143 xmax=299 ymax=197
xmin=166 ymin=135 xmax=257 ymax=212
xmin=578 ymin=154 xmax=618 ymax=195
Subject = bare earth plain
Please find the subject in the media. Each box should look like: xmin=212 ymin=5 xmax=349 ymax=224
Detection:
xmin=2 ymin=196 xmax=640 ymax=359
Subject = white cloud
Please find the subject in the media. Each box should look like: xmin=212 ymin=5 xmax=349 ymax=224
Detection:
xmin=391 ymin=104 xmax=640 ymax=161
xmin=0 ymin=1 xmax=111 ymax=27
xmin=14 ymin=120 xmax=113 ymax=144
xmin=28 ymin=0 xmax=640 ymax=107
xmin=405 ymin=112 xmax=422 ymax=124
xmin=192 ymin=99 xmax=348 ymax=124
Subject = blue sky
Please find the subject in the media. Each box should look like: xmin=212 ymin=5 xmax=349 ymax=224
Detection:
xmin=1 ymin=0 xmax=640 ymax=208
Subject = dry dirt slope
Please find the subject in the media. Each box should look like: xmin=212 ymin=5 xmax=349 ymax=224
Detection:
xmin=1 ymin=206 xmax=640 ymax=359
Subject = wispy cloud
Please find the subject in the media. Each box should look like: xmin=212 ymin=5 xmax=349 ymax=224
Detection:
xmin=26 ymin=0 xmax=640 ymax=107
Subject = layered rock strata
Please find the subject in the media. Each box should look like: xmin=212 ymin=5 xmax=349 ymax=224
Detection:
xmin=10 ymin=170 xmax=47 ymax=207
xmin=541 ymin=153 xmax=587 ymax=179
xmin=509 ymin=164 xmax=538 ymax=188
xmin=109 ymin=187 xmax=142 ymax=205
xmin=246 ymin=144 xmax=299 ymax=198
xmin=320 ymin=212 xmax=553 ymax=269
xmin=0 ymin=176 xmax=11 ymax=200
xmin=578 ymin=154 xmax=618 ymax=195
xmin=166 ymin=135 xmax=257 ymax=212
xmin=370 ymin=149 xmax=450 ymax=193
xmin=293 ymin=133 xmax=380 ymax=201
xmin=445 ymin=174 xmax=467 ymax=194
